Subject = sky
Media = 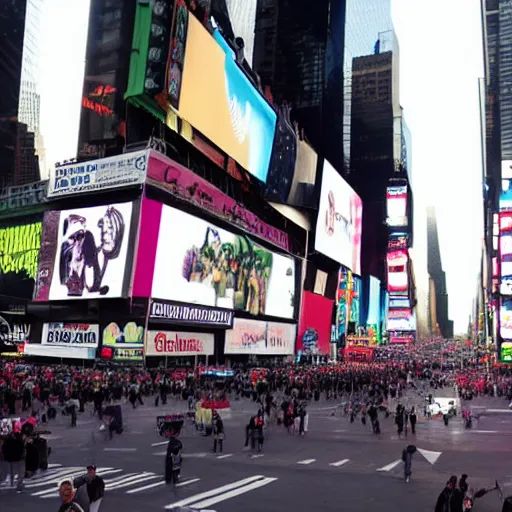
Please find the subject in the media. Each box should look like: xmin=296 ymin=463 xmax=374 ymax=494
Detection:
xmin=35 ymin=0 xmax=484 ymax=334
xmin=392 ymin=0 xmax=484 ymax=334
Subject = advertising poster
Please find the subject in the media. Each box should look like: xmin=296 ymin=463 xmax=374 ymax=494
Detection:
xmin=41 ymin=323 xmax=99 ymax=348
xmin=501 ymin=211 xmax=512 ymax=295
xmin=224 ymin=319 xmax=267 ymax=354
xmin=387 ymin=250 xmax=409 ymax=294
xmin=150 ymin=300 xmax=233 ymax=328
xmin=177 ymin=14 xmax=276 ymax=182
xmin=0 ymin=181 xmax=46 ymax=213
xmin=152 ymin=205 xmax=295 ymax=319
xmin=103 ymin=321 xmax=144 ymax=361
xmin=386 ymin=186 xmax=408 ymax=227
xmin=297 ymin=291 xmax=333 ymax=355
xmin=47 ymin=151 xmax=148 ymax=198
xmin=350 ymin=276 xmax=361 ymax=325
xmin=34 ymin=202 xmax=133 ymax=301
xmin=390 ymin=336 xmax=414 ymax=344
xmin=224 ymin=319 xmax=294 ymax=355
xmin=0 ymin=314 xmax=31 ymax=346
xmin=0 ymin=220 xmax=42 ymax=299
xmin=145 ymin=331 xmax=214 ymax=357
xmin=315 ymin=160 xmax=363 ymax=274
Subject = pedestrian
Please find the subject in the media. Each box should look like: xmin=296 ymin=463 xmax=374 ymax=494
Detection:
xmin=402 ymin=444 xmax=416 ymax=483
xmin=410 ymin=406 xmax=417 ymax=434
xmin=435 ymin=475 xmax=457 ymax=512
xmin=73 ymin=465 xmax=105 ymax=512
xmin=58 ymin=480 xmax=85 ymax=512
xmin=1 ymin=429 xmax=25 ymax=491
xmin=213 ymin=412 xmax=225 ymax=453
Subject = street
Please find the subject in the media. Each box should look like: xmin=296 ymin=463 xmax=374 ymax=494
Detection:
xmin=2 ymin=392 xmax=512 ymax=512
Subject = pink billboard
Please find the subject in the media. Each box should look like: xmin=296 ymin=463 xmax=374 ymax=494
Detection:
xmin=387 ymin=250 xmax=408 ymax=294
xmin=146 ymin=150 xmax=290 ymax=252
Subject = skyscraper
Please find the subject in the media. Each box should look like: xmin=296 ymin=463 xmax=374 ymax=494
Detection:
xmin=0 ymin=0 xmax=40 ymax=188
xmin=427 ymin=206 xmax=453 ymax=338
xmin=253 ymin=0 xmax=346 ymax=171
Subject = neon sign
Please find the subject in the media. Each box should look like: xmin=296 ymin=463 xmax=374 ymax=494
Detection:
xmin=0 ymin=222 xmax=42 ymax=279
xmin=82 ymin=97 xmax=113 ymax=117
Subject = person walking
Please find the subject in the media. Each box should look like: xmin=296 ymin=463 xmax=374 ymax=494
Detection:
xmin=73 ymin=465 xmax=105 ymax=512
xmin=402 ymin=444 xmax=416 ymax=483
xmin=213 ymin=412 xmax=225 ymax=453
xmin=1 ymin=429 xmax=25 ymax=492
xmin=435 ymin=476 xmax=458 ymax=512
xmin=409 ymin=406 xmax=417 ymax=434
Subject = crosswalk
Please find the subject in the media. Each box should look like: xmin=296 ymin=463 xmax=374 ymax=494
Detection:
xmin=0 ymin=464 xmax=203 ymax=499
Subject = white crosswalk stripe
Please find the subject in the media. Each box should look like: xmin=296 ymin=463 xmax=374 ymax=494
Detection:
xmin=297 ymin=459 xmax=316 ymax=465
xmin=329 ymin=459 xmax=350 ymax=467
xmin=164 ymin=475 xmax=277 ymax=510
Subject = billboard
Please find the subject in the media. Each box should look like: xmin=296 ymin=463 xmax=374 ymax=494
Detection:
xmin=502 ymin=161 xmax=512 ymax=180
xmin=150 ymin=300 xmax=233 ymax=328
xmin=24 ymin=344 xmax=96 ymax=359
xmin=367 ymin=276 xmax=381 ymax=326
xmin=176 ymin=14 xmax=276 ymax=182
xmin=41 ymin=323 xmax=99 ymax=348
xmin=48 ymin=151 xmax=148 ymax=198
xmin=102 ymin=321 xmax=144 ymax=361
xmin=500 ymin=211 xmax=512 ymax=295
xmin=224 ymin=319 xmax=296 ymax=355
xmin=387 ymin=250 xmax=409 ymax=294
xmin=0 ymin=220 xmax=42 ymax=299
xmin=386 ymin=186 xmax=407 ymax=227
xmin=387 ymin=310 xmax=416 ymax=331
xmin=297 ymin=291 xmax=333 ymax=355
xmin=33 ymin=202 xmax=133 ymax=301
xmin=150 ymin=205 xmax=295 ymax=319
xmin=145 ymin=331 xmax=214 ymax=357
xmin=146 ymin=151 xmax=289 ymax=251
xmin=315 ymin=160 xmax=363 ymax=274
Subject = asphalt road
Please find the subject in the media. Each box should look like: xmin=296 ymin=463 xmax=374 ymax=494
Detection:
xmin=2 ymin=390 xmax=512 ymax=512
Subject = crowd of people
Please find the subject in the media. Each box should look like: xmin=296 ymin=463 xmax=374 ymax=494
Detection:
xmin=1 ymin=344 xmax=512 ymax=510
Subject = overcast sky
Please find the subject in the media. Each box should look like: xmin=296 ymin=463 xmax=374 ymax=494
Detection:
xmin=37 ymin=0 xmax=484 ymax=334
xmin=392 ymin=0 xmax=484 ymax=334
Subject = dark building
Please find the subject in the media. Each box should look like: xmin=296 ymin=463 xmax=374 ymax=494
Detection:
xmin=0 ymin=0 xmax=40 ymax=188
xmin=77 ymin=0 xmax=137 ymax=160
xmin=253 ymin=0 xmax=346 ymax=172
xmin=427 ymin=206 xmax=453 ymax=339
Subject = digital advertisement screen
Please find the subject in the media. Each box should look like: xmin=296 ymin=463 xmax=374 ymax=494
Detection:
xmin=33 ymin=202 xmax=133 ymax=301
xmin=500 ymin=211 xmax=512 ymax=232
xmin=387 ymin=310 xmax=416 ymax=331
xmin=501 ymin=342 xmax=512 ymax=362
xmin=0 ymin=221 xmax=42 ymax=299
xmin=297 ymin=291 xmax=333 ymax=355
xmin=500 ymin=234 xmax=512 ymax=256
xmin=387 ymin=250 xmax=408 ymax=293
xmin=315 ymin=160 xmax=363 ymax=274
xmin=103 ymin=321 xmax=144 ymax=361
xmin=151 ymin=205 xmax=296 ymax=319
xmin=176 ymin=13 xmax=276 ymax=182
xmin=386 ymin=186 xmax=408 ymax=227
xmin=367 ymin=276 xmax=381 ymax=326
xmin=389 ymin=297 xmax=410 ymax=309
xmin=500 ymin=299 xmax=512 ymax=340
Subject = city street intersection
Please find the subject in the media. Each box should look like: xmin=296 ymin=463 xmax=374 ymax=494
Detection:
xmin=2 ymin=393 xmax=512 ymax=512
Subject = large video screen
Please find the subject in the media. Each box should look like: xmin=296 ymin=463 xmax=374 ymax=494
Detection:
xmin=386 ymin=186 xmax=408 ymax=227
xmin=34 ymin=203 xmax=133 ymax=301
xmin=367 ymin=276 xmax=381 ymax=326
xmin=387 ymin=250 xmax=409 ymax=294
xmin=151 ymin=205 xmax=296 ymax=319
xmin=177 ymin=13 xmax=276 ymax=182
xmin=0 ymin=220 xmax=42 ymax=299
xmin=315 ymin=160 xmax=363 ymax=274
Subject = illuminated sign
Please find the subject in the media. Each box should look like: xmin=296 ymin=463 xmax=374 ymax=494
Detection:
xmin=388 ymin=235 xmax=408 ymax=250
xmin=0 ymin=222 xmax=41 ymax=280
xmin=0 ymin=181 xmax=47 ymax=213
xmin=82 ymin=97 xmax=113 ymax=117
xmin=386 ymin=186 xmax=408 ymax=227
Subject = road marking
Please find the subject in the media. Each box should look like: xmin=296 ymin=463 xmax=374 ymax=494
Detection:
xmin=105 ymin=473 xmax=147 ymax=488
xmin=377 ymin=460 xmax=402 ymax=472
xmin=191 ymin=478 xmax=278 ymax=509
xmin=297 ymin=459 xmax=316 ymax=465
xmin=26 ymin=469 xmax=89 ymax=487
xmin=417 ymin=448 xmax=442 ymax=465
xmin=30 ymin=470 xmax=122 ymax=496
xmin=48 ymin=464 xmax=62 ymax=469
xmin=40 ymin=493 xmax=59 ymax=498
xmin=104 ymin=448 xmax=137 ymax=452
xmin=329 ymin=459 xmax=350 ymax=467
xmin=474 ymin=430 xmax=499 ymax=434
xmin=333 ymin=429 xmax=347 ymax=433
xmin=217 ymin=454 xmax=233 ymax=459
xmin=164 ymin=476 xmax=267 ymax=509
xmin=154 ymin=451 xmax=207 ymax=458
xmin=151 ymin=441 xmax=168 ymax=447
xmin=176 ymin=478 xmax=201 ymax=487
xmin=250 ymin=454 xmax=264 ymax=459
xmin=485 ymin=409 xmax=512 ymax=413
xmin=104 ymin=473 xmax=138 ymax=485
xmin=107 ymin=474 xmax=159 ymax=490
xmin=126 ymin=480 xmax=166 ymax=494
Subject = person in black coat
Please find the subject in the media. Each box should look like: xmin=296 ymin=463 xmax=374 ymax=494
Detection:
xmin=2 ymin=431 xmax=25 ymax=490
xmin=165 ymin=435 xmax=183 ymax=485
xmin=73 ymin=465 xmax=105 ymax=512
xmin=435 ymin=476 xmax=457 ymax=512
